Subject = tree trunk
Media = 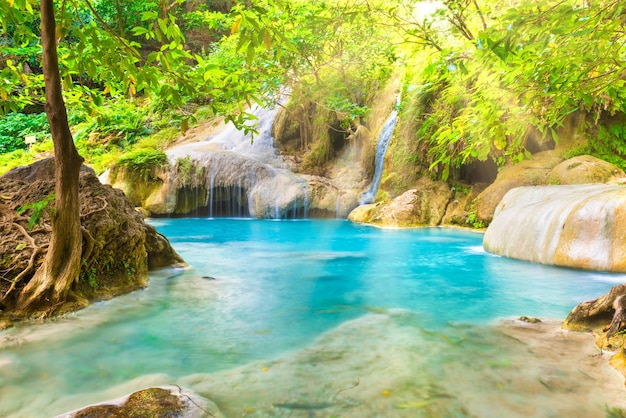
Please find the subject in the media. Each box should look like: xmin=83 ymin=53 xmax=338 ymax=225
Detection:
xmin=16 ymin=0 xmax=84 ymax=314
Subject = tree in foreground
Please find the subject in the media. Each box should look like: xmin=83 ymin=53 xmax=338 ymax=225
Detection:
xmin=15 ymin=0 xmax=84 ymax=312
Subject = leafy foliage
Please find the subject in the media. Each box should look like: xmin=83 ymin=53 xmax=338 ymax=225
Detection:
xmin=17 ymin=193 xmax=56 ymax=230
xmin=0 ymin=112 xmax=49 ymax=154
xmin=389 ymin=0 xmax=626 ymax=180
xmin=1 ymin=0 xmax=625 ymax=182
xmin=117 ymin=148 xmax=169 ymax=181
xmin=73 ymin=100 xmax=152 ymax=147
xmin=564 ymin=122 xmax=626 ymax=170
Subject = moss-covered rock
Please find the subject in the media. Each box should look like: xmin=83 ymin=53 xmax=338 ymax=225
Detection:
xmin=442 ymin=183 xmax=488 ymax=227
xmin=348 ymin=177 xmax=453 ymax=227
xmin=547 ymin=155 xmax=625 ymax=185
xmin=59 ymin=386 xmax=223 ymax=418
xmin=105 ymin=163 xmax=172 ymax=216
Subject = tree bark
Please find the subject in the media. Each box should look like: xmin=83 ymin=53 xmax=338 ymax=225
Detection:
xmin=16 ymin=0 xmax=84 ymax=313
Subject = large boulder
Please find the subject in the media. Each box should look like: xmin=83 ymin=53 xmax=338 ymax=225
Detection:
xmin=472 ymin=151 xmax=563 ymax=224
xmin=0 ymin=158 xmax=185 ymax=321
xmin=547 ymin=155 xmax=625 ymax=185
xmin=348 ymin=177 xmax=453 ymax=227
xmin=473 ymin=153 xmax=625 ymax=225
xmin=483 ymin=184 xmax=626 ymax=272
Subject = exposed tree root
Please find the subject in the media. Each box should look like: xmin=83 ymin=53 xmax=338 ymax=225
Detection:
xmin=1 ymin=158 xmax=184 ymax=320
xmin=80 ymin=196 xmax=108 ymax=219
xmin=2 ymin=222 xmax=47 ymax=301
xmin=605 ymin=295 xmax=626 ymax=338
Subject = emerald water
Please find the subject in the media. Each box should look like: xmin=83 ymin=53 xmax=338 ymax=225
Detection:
xmin=2 ymin=219 xmax=625 ymax=417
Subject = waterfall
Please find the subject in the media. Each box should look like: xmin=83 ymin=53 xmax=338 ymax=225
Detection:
xmin=302 ymin=182 xmax=309 ymax=218
xmin=209 ymin=165 xmax=215 ymax=218
xmin=166 ymin=104 xmax=309 ymax=219
xmin=207 ymin=105 xmax=285 ymax=167
xmin=360 ymin=96 xmax=401 ymax=205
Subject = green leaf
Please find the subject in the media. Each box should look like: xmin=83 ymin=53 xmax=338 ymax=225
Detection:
xmin=141 ymin=11 xmax=158 ymax=21
xmin=246 ymin=43 xmax=255 ymax=65
xmin=131 ymin=26 xmax=150 ymax=36
xmin=550 ymin=128 xmax=559 ymax=143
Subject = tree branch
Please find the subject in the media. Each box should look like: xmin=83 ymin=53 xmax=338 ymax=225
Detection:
xmin=472 ymin=0 xmax=487 ymax=31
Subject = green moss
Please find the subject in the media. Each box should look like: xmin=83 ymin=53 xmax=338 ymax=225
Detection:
xmin=375 ymin=190 xmax=390 ymax=203
xmin=466 ymin=203 xmax=485 ymax=229
xmin=135 ymin=127 xmax=180 ymax=150
xmin=174 ymin=156 xmax=194 ymax=184
xmin=117 ymin=149 xmax=169 ymax=182
xmin=606 ymin=407 xmax=626 ymax=418
xmin=73 ymin=388 xmax=186 ymax=418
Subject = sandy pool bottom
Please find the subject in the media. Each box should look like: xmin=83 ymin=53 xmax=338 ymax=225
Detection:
xmin=42 ymin=310 xmax=626 ymax=417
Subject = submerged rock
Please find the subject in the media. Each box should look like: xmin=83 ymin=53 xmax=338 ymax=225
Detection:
xmin=57 ymin=386 xmax=222 ymax=418
xmin=484 ymin=184 xmax=626 ymax=272
xmin=174 ymin=311 xmax=626 ymax=417
xmin=519 ymin=316 xmax=542 ymax=324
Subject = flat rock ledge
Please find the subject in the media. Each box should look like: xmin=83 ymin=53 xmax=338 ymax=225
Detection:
xmin=57 ymin=386 xmax=223 ymax=418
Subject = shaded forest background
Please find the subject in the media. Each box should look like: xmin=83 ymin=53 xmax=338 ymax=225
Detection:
xmin=1 ymin=0 xmax=624 ymax=182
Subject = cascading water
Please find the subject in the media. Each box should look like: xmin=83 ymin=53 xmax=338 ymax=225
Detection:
xmin=360 ymin=95 xmax=401 ymax=205
xmin=166 ymin=103 xmax=310 ymax=219
xmin=202 ymin=105 xmax=285 ymax=167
